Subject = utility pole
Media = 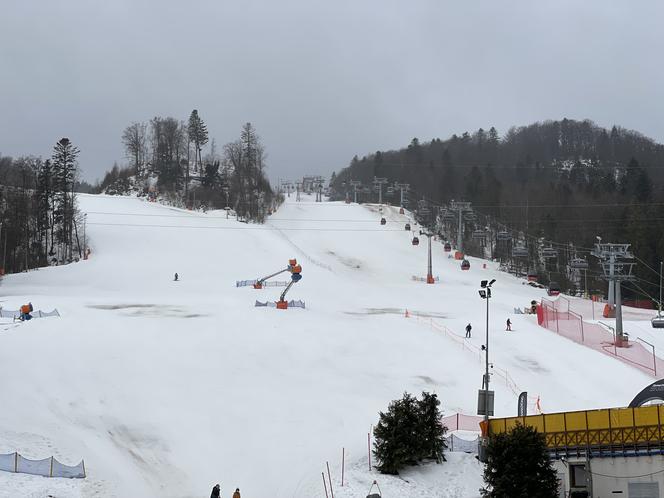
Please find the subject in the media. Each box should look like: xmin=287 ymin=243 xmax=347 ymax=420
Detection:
xmin=592 ymin=242 xmax=635 ymax=343
xmin=478 ymin=279 xmax=496 ymax=462
xmin=350 ymin=181 xmax=361 ymax=204
xmin=373 ymin=177 xmax=388 ymax=205
xmin=83 ymin=214 xmax=87 ymax=260
xmin=450 ymin=201 xmax=472 ymax=255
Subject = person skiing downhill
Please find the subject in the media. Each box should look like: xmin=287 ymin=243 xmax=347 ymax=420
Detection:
xmin=174 ymin=273 xmax=179 ymax=281
xmin=506 ymin=318 xmax=512 ymax=331
xmin=232 ymin=489 xmax=241 ymax=498
xmin=210 ymin=483 xmax=220 ymax=498
xmin=465 ymin=323 xmax=472 ymax=338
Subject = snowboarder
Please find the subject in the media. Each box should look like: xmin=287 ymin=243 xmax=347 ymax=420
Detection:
xmin=210 ymin=484 xmax=221 ymax=498
xmin=232 ymin=488 xmax=241 ymax=498
xmin=465 ymin=323 xmax=472 ymax=338
xmin=506 ymin=318 xmax=512 ymax=331
xmin=174 ymin=273 xmax=179 ymax=282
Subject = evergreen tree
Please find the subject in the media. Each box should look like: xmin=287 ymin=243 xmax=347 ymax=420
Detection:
xmin=416 ymin=392 xmax=447 ymax=462
xmin=51 ymin=137 xmax=79 ymax=261
xmin=373 ymin=392 xmax=448 ymax=475
xmin=188 ymin=109 xmax=209 ymax=171
xmin=482 ymin=424 xmax=559 ymax=498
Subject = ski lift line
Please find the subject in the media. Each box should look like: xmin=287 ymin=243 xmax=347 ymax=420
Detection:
xmin=622 ymin=280 xmax=661 ymax=306
xmin=86 ymin=222 xmax=411 ymax=232
xmin=634 ymin=255 xmax=664 ymax=280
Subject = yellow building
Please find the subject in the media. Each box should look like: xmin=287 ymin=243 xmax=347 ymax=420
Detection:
xmin=488 ymin=405 xmax=664 ymax=498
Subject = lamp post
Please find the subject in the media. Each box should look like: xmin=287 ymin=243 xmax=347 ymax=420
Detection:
xmin=478 ymin=278 xmax=496 ymax=461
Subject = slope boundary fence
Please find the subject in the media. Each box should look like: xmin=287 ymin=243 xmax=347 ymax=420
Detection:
xmin=539 ymin=299 xmax=664 ymax=376
xmin=0 ymin=308 xmax=60 ymax=319
xmin=0 ymin=452 xmax=85 ymax=478
xmin=413 ymin=313 xmax=543 ymax=414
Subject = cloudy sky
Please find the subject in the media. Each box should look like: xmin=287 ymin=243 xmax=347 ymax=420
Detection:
xmin=1 ymin=1 xmax=663 ymax=182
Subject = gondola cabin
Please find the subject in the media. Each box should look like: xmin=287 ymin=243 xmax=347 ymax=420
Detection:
xmin=527 ymin=273 xmax=538 ymax=282
xmin=404 ymin=223 xmax=411 ymax=231
xmin=399 ymin=207 xmax=405 ymax=214
xmin=444 ymin=242 xmax=452 ymax=252
xmin=547 ymin=281 xmax=561 ymax=296
xmin=380 ymin=217 xmax=386 ymax=225
xmin=652 ymin=316 xmax=664 ymax=329
xmin=461 ymin=259 xmax=470 ymax=270
xmin=412 ymin=236 xmax=419 ymax=246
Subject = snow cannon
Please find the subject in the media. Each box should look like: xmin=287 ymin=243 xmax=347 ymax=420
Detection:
xmin=236 ymin=258 xmax=300 ymax=289
xmin=255 ymin=259 xmax=305 ymax=309
xmin=454 ymin=251 xmax=464 ymax=260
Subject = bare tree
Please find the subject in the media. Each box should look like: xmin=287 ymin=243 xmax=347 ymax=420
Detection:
xmin=121 ymin=122 xmax=147 ymax=176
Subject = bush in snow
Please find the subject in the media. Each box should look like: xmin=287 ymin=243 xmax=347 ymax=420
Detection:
xmin=373 ymin=391 xmax=447 ymax=475
xmin=481 ymin=423 xmax=559 ymax=498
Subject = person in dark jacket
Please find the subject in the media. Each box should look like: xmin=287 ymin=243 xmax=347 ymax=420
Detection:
xmin=174 ymin=273 xmax=179 ymax=281
xmin=506 ymin=318 xmax=512 ymax=331
xmin=210 ymin=483 xmax=220 ymax=498
xmin=465 ymin=323 xmax=472 ymax=338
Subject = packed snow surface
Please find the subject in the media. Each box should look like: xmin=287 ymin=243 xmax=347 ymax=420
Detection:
xmin=0 ymin=194 xmax=656 ymax=497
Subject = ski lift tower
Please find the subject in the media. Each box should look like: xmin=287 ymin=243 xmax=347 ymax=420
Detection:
xmin=592 ymin=242 xmax=636 ymax=344
xmin=373 ymin=177 xmax=388 ymax=205
xmin=395 ymin=183 xmax=410 ymax=211
xmin=450 ymin=201 xmax=472 ymax=257
xmin=350 ymin=180 xmax=362 ymax=203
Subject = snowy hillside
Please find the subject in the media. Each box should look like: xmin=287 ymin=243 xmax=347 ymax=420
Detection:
xmin=0 ymin=194 xmax=656 ymax=498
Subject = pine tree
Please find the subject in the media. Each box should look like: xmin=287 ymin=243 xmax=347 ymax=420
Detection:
xmin=482 ymin=424 xmax=559 ymax=498
xmin=51 ymin=138 xmax=79 ymax=262
xmin=416 ymin=392 xmax=447 ymax=462
xmin=35 ymin=159 xmax=53 ymax=263
xmin=373 ymin=392 xmax=448 ymax=475
xmin=188 ymin=109 xmax=209 ymax=171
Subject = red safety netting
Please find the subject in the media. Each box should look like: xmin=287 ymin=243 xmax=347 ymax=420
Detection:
xmin=441 ymin=413 xmax=483 ymax=432
xmin=539 ymin=299 xmax=664 ymax=376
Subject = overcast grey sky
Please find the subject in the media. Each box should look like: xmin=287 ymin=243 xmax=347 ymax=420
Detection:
xmin=1 ymin=1 xmax=663 ymax=182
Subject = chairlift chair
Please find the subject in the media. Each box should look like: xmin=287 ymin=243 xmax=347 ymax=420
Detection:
xmin=412 ymin=236 xmax=420 ymax=246
xmin=547 ymin=281 xmax=561 ymax=296
xmin=461 ymin=259 xmax=471 ymax=271
xmin=443 ymin=212 xmax=456 ymax=222
xmin=444 ymin=242 xmax=452 ymax=252
xmin=542 ymin=247 xmax=558 ymax=259
xmin=472 ymin=229 xmax=486 ymax=239
xmin=405 ymin=223 xmax=411 ymax=231
xmin=570 ymin=257 xmax=588 ymax=269
xmin=497 ymin=231 xmax=512 ymax=241
xmin=512 ymin=246 xmax=529 ymax=258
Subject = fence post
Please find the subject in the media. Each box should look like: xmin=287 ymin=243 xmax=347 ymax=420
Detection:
xmin=341 ymin=448 xmax=345 ymax=487
xmin=50 ymin=456 xmax=53 ymax=477
xmin=322 ymin=472 xmax=329 ymax=498
xmin=326 ymin=461 xmax=335 ymax=498
xmin=368 ymin=432 xmax=371 ymax=470
xmin=14 ymin=452 xmax=17 ymax=472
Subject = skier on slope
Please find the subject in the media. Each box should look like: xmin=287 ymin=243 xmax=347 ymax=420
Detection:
xmin=210 ymin=483 xmax=221 ymax=498
xmin=506 ymin=318 xmax=512 ymax=331
xmin=465 ymin=323 xmax=472 ymax=338
xmin=232 ymin=488 xmax=241 ymax=498
xmin=174 ymin=273 xmax=179 ymax=281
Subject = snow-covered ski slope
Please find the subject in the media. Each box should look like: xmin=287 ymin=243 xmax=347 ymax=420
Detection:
xmin=0 ymin=193 xmax=656 ymax=497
